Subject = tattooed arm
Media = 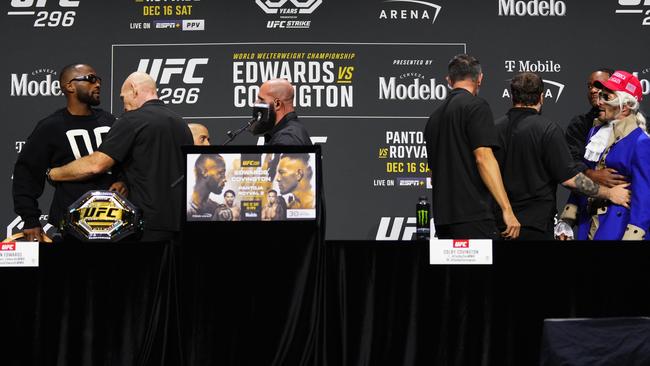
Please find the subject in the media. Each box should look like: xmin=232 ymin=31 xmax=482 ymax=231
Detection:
xmin=562 ymin=172 xmax=630 ymax=208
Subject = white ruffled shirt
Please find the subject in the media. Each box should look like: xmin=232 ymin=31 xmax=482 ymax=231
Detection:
xmin=584 ymin=121 xmax=615 ymax=162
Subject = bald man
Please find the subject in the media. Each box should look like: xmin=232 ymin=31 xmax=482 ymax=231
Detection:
xmin=49 ymin=72 xmax=194 ymax=241
xmin=188 ymin=123 xmax=210 ymax=145
xmin=256 ymin=78 xmax=311 ymax=145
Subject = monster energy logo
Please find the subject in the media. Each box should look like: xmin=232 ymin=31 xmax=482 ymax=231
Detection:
xmin=417 ymin=209 xmax=429 ymax=227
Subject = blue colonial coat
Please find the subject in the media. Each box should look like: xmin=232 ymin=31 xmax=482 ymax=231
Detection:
xmin=562 ymin=114 xmax=650 ymax=240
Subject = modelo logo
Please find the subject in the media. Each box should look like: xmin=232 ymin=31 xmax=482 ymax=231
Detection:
xmin=8 ymin=0 xmax=79 ymax=27
xmin=10 ymin=69 xmax=61 ymax=96
xmin=136 ymin=58 xmax=208 ymax=105
xmin=379 ymin=76 xmax=447 ymax=100
xmin=256 ymin=0 xmax=322 ymax=14
xmin=498 ymin=0 xmax=566 ymax=16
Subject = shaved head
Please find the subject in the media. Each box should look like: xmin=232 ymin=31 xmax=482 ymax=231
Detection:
xmin=59 ymin=63 xmax=88 ymax=90
xmin=257 ymin=78 xmax=295 ymax=124
xmin=124 ymin=71 xmax=157 ymax=94
xmin=263 ymin=78 xmax=294 ymax=102
xmin=188 ymin=123 xmax=210 ymax=145
xmin=120 ymin=72 xmax=158 ymax=112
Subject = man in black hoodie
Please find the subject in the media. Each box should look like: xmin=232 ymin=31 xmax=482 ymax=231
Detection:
xmin=12 ymin=63 xmax=125 ymax=242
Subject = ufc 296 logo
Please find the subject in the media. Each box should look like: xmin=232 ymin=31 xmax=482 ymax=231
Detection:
xmin=616 ymin=0 xmax=650 ymax=25
xmin=8 ymin=0 xmax=79 ymax=28
xmin=137 ymin=58 xmax=209 ymax=105
xmin=256 ymin=0 xmax=323 ymax=14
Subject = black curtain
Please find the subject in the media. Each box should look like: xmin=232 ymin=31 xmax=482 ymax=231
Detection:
xmin=1 ymin=241 xmax=177 ymax=366
xmin=3 ymin=240 xmax=650 ymax=365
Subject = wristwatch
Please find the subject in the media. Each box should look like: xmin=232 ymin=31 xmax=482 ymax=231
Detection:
xmin=45 ymin=168 xmax=54 ymax=185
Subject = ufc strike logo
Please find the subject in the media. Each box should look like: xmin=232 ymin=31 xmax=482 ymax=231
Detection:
xmin=137 ymin=58 xmax=208 ymax=85
xmin=256 ymin=0 xmax=323 ymax=14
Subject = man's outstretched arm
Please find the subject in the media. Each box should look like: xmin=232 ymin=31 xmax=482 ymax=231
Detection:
xmin=562 ymin=173 xmax=630 ymax=208
xmin=49 ymin=151 xmax=115 ymax=182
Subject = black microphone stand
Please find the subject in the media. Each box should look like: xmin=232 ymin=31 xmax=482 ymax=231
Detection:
xmin=222 ymin=113 xmax=260 ymax=145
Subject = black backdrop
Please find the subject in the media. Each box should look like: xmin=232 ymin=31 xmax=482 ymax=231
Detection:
xmin=2 ymin=0 xmax=650 ymax=240
xmin=3 ymin=2 xmax=650 ymax=365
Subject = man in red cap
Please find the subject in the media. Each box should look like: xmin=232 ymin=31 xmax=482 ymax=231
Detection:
xmin=558 ymin=70 xmax=649 ymax=240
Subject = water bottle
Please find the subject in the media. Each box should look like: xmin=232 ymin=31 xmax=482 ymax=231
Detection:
xmin=416 ymin=196 xmax=430 ymax=241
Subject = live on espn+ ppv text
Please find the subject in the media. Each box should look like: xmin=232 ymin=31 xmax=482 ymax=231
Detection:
xmin=2 ymin=0 xmax=650 ymax=240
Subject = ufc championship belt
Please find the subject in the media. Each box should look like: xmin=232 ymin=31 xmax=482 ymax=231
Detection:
xmin=62 ymin=190 xmax=143 ymax=242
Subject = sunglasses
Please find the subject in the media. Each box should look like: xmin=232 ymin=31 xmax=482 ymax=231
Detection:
xmin=598 ymin=90 xmax=615 ymax=101
xmin=68 ymin=74 xmax=102 ymax=84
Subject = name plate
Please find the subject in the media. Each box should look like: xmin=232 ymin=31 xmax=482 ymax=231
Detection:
xmin=429 ymin=239 xmax=493 ymax=265
xmin=0 ymin=242 xmax=39 ymax=267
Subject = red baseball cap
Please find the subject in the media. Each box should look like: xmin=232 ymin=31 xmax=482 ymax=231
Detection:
xmin=594 ymin=70 xmax=643 ymax=102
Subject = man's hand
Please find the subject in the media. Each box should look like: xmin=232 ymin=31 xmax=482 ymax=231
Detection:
xmin=109 ymin=181 xmax=128 ymax=197
xmin=501 ymin=208 xmax=521 ymax=239
xmin=607 ymin=183 xmax=631 ymax=208
xmin=585 ymin=168 xmax=627 ymax=188
xmin=554 ymin=220 xmax=574 ymax=241
xmin=23 ymin=226 xmax=44 ymax=242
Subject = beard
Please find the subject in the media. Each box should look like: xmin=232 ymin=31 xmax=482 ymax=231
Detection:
xmin=250 ymin=107 xmax=276 ymax=135
xmin=208 ymin=178 xmax=224 ymax=195
xmin=78 ymin=89 xmax=100 ymax=106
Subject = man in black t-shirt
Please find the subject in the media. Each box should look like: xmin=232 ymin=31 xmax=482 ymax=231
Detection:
xmin=12 ymin=63 xmax=125 ymax=242
xmin=49 ymin=72 xmax=194 ymax=241
xmin=252 ymin=79 xmax=311 ymax=146
xmin=495 ymin=72 xmax=630 ymax=240
xmin=565 ymin=68 xmax=627 ymax=188
xmin=424 ymin=54 xmax=520 ymax=239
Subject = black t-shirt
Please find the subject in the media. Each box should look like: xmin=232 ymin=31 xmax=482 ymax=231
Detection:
xmin=99 ymin=100 xmax=193 ymax=232
xmin=424 ymin=88 xmax=499 ymax=225
xmin=264 ymin=112 xmax=312 ymax=146
xmin=13 ymin=108 xmax=116 ymax=229
xmin=565 ymin=107 xmax=600 ymax=173
xmin=494 ymin=107 xmax=578 ymax=232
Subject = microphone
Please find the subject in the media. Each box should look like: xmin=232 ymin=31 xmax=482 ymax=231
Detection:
xmin=226 ymin=111 xmax=261 ymax=139
xmin=223 ymin=104 xmax=269 ymax=145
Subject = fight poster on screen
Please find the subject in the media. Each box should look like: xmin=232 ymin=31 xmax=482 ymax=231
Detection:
xmin=186 ymin=153 xmax=317 ymax=221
